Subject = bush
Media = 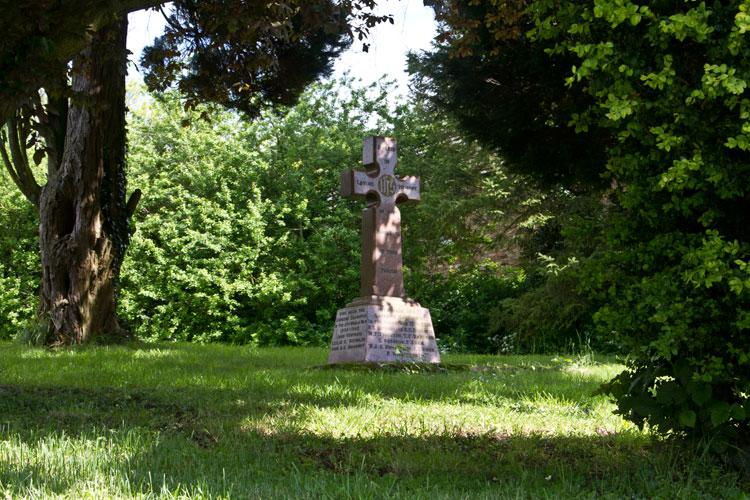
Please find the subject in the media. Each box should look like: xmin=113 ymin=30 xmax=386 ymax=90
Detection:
xmin=120 ymin=84 xmax=363 ymax=344
xmin=0 ymin=172 xmax=38 ymax=339
xmin=491 ymin=271 xmax=598 ymax=354
xmin=120 ymin=79 xmax=532 ymax=347
xmin=406 ymin=263 xmax=524 ymax=353
xmin=528 ymin=1 xmax=750 ymax=449
xmin=1 ymin=79 xmax=555 ymax=350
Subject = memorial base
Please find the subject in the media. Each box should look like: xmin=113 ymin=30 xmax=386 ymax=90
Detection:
xmin=328 ymin=296 xmax=440 ymax=364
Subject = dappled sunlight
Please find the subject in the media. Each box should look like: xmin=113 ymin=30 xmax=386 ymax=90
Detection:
xmin=1 ymin=343 xmax=742 ymax=499
xmin=238 ymin=370 xmax=632 ymax=439
xmin=287 ymin=380 xmax=377 ymax=406
xmin=17 ymin=348 xmax=54 ymax=359
xmin=130 ymin=347 xmax=186 ymax=360
xmin=0 ymin=428 xmax=149 ymax=497
xmin=238 ymin=361 xmax=637 ymax=440
xmin=283 ymin=395 xmax=631 ymax=440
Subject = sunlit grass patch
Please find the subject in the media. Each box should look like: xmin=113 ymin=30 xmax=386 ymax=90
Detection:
xmin=0 ymin=342 xmax=746 ymax=499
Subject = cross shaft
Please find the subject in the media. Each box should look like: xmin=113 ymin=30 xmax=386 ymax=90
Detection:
xmin=340 ymin=136 xmax=420 ymax=297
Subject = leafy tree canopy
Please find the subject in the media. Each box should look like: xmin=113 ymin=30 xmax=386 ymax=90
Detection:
xmin=0 ymin=0 xmax=157 ymax=125
xmin=0 ymin=0 xmax=390 ymax=124
xmin=410 ymin=0 xmax=611 ymax=190
xmin=141 ymin=0 xmax=391 ymax=118
xmin=418 ymin=0 xmax=750 ymax=450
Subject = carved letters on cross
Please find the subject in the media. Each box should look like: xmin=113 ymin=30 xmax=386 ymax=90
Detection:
xmin=340 ymin=136 xmax=420 ymax=297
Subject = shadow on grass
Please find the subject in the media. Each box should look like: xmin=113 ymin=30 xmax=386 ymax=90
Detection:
xmin=2 ymin=346 xmax=608 ymax=413
xmin=0 ymin=342 xmax=744 ymax=498
xmin=2 ymin=382 xmax=741 ymax=499
xmin=0 ymin=391 xmax=644 ymax=498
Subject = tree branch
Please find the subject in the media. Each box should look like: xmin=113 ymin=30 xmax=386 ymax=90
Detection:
xmin=3 ymin=117 xmax=42 ymax=210
xmin=0 ymin=0 xmax=165 ymax=126
xmin=126 ymin=189 xmax=142 ymax=218
xmin=0 ymin=130 xmax=24 ymax=189
xmin=29 ymin=92 xmax=56 ymax=171
xmin=29 ymin=89 xmax=68 ymax=175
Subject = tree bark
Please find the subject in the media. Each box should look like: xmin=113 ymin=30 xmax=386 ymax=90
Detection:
xmin=0 ymin=0 xmax=163 ymax=126
xmin=37 ymin=17 xmax=132 ymax=344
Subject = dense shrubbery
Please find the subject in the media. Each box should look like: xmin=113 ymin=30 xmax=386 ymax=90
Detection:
xmin=0 ymin=77 xmax=587 ymax=352
xmin=415 ymin=0 xmax=750 ymax=448
xmin=117 ymin=79 xmax=536 ymax=346
xmin=530 ymin=0 xmax=750 ymax=450
xmin=492 ymin=272 xmax=593 ymax=354
xmin=412 ymin=0 xmax=750 ymax=448
xmin=121 ymin=82 xmax=367 ymax=344
xmin=0 ymin=171 xmax=38 ymax=340
xmin=406 ymin=263 xmax=524 ymax=353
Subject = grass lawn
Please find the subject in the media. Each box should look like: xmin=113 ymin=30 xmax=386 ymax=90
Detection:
xmin=0 ymin=341 xmax=746 ymax=499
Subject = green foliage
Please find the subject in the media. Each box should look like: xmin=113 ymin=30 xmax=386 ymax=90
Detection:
xmin=411 ymin=1 xmax=616 ymax=357
xmin=408 ymin=0 xmax=611 ymax=189
xmin=526 ymin=0 xmax=750 ymax=447
xmin=119 ymin=77 xmax=539 ymax=348
xmin=417 ymin=0 xmax=750 ymax=448
xmin=141 ymin=0 xmax=390 ymax=119
xmin=406 ymin=263 xmax=524 ymax=353
xmin=492 ymin=271 xmax=596 ymax=354
xmin=496 ymin=194 xmax=615 ymax=355
xmin=390 ymin=102 xmax=553 ymax=272
xmin=0 ymin=76 xmax=542 ymax=349
xmin=0 ymin=169 xmax=38 ymax=340
xmin=121 ymin=81 xmax=367 ymax=344
xmin=2 ymin=0 xmax=398 ymax=346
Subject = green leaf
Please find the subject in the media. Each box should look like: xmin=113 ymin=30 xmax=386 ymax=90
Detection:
xmin=33 ymin=148 xmax=46 ymax=165
xmin=690 ymin=382 xmax=712 ymax=406
xmin=729 ymin=404 xmax=745 ymax=421
xmin=674 ymin=360 xmax=693 ymax=384
xmin=678 ymin=409 xmax=697 ymax=428
xmin=710 ymin=402 xmax=731 ymax=426
xmin=656 ymin=381 xmax=680 ymax=404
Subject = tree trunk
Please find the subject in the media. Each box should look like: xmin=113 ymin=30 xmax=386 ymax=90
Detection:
xmin=37 ymin=17 xmax=132 ymax=345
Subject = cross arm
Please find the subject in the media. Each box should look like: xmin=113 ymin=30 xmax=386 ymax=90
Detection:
xmin=341 ymin=169 xmax=377 ymax=200
xmin=395 ymin=175 xmax=421 ymax=204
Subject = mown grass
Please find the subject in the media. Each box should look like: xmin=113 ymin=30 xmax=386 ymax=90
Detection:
xmin=0 ymin=342 xmax=746 ymax=499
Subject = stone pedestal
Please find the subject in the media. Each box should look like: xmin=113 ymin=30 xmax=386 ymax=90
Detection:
xmin=328 ymin=296 xmax=440 ymax=364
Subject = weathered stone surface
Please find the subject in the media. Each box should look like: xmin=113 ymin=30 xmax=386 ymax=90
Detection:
xmin=328 ymin=136 xmax=440 ymax=364
xmin=340 ymin=136 xmax=419 ymax=297
xmin=328 ymin=296 xmax=440 ymax=364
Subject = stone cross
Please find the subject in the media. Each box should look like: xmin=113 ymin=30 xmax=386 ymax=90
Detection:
xmin=328 ymin=135 xmax=439 ymax=364
xmin=340 ymin=136 xmax=420 ymax=297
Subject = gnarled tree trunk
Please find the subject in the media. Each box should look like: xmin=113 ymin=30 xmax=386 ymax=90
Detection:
xmin=38 ymin=17 xmax=134 ymax=344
